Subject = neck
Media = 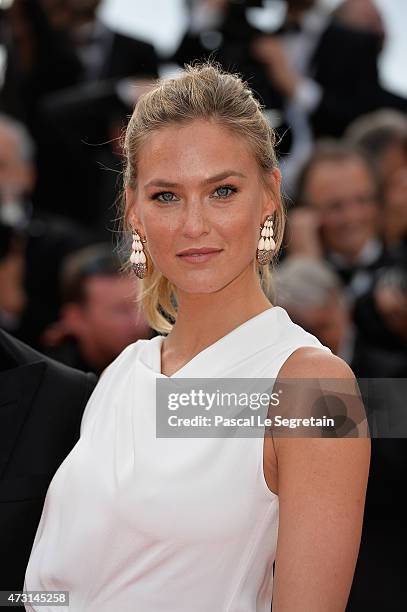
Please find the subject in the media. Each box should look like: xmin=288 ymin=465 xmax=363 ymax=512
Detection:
xmin=165 ymin=264 xmax=273 ymax=357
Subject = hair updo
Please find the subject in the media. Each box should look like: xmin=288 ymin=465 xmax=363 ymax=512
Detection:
xmin=120 ymin=61 xmax=285 ymax=333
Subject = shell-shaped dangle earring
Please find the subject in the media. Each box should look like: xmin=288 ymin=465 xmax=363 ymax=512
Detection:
xmin=256 ymin=215 xmax=276 ymax=265
xmin=130 ymin=230 xmax=147 ymax=279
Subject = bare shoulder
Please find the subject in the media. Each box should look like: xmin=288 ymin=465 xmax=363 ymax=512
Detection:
xmin=279 ymin=345 xmax=355 ymax=379
xmin=273 ymin=345 xmax=371 ymax=462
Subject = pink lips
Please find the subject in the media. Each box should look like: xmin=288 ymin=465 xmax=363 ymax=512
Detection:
xmin=176 ymin=248 xmax=222 ymax=264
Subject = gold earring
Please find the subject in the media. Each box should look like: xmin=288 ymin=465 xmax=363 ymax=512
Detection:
xmin=130 ymin=230 xmax=147 ymax=279
xmin=256 ymin=215 xmax=276 ymax=265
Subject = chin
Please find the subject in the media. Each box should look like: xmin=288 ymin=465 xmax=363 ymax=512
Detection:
xmin=169 ymin=268 xmax=238 ymax=295
xmin=173 ymin=279 xmax=228 ymax=295
xmin=161 ymin=257 xmax=252 ymax=294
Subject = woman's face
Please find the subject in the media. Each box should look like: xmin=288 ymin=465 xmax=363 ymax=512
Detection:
xmin=127 ymin=118 xmax=279 ymax=295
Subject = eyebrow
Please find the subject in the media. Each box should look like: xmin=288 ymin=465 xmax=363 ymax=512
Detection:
xmin=144 ymin=170 xmax=247 ymax=189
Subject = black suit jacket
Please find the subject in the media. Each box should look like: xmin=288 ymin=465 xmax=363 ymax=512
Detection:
xmin=0 ymin=329 xmax=97 ymax=601
xmin=0 ymin=0 xmax=158 ymax=123
xmin=308 ymin=21 xmax=407 ymax=137
xmin=31 ymin=26 xmax=159 ymax=225
xmin=98 ymin=31 xmax=159 ymax=81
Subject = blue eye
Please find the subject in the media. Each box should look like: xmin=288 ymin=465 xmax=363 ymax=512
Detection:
xmin=214 ymin=186 xmax=237 ymax=198
xmin=155 ymin=192 xmax=175 ymax=202
xmin=152 ymin=185 xmax=237 ymax=203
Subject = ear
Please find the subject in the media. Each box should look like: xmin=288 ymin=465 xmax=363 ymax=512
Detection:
xmin=262 ymin=167 xmax=281 ymax=220
xmin=125 ymin=186 xmax=143 ymax=232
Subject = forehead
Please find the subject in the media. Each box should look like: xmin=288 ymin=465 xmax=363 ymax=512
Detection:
xmin=305 ymin=158 xmax=374 ymax=200
xmin=85 ymin=275 xmax=133 ymax=298
xmin=137 ymin=119 xmax=258 ymax=183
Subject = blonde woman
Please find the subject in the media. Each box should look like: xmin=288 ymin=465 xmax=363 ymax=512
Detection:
xmin=24 ymin=63 xmax=370 ymax=611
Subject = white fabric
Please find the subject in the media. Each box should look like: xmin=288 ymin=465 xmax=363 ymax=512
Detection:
xmin=24 ymin=306 xmax=331 ymax=611
xmin=73 ymin=19 xmax=114 ymax=81
xmin=280 ymin=7 xmax=328 ymax=111
xmin=278 ymin=7 xmax=328 ymax=194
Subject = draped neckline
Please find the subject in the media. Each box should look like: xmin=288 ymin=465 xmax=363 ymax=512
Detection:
xmin=152 ymin=305 xmax=284 ymax=379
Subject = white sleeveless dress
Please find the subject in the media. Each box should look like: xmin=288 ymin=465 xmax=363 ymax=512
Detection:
xmin=24 ymin=306 xmax=331 ymax=611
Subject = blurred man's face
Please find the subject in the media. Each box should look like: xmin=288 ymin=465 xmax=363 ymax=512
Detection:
xmin=303 ymin=158 xmax=379 ymax=260
xmin=0 ymin=128 xmax=34 ymax=198
xmin=383 ymin=167 xmax=407 ymax=245
xmin=336 ymin=0 xmax=385 ymax=44
xmin=380 ymin=142 xmax=407 ymax=181
xmin=290 ymin=294 xmax=348 ymax=354
xmin=75 ymin=275 xmax=151 ymax=367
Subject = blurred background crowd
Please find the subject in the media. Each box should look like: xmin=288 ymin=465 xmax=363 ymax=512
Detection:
xmin=0 ymin=0 xmax=406 ymax=376
xmin=0 ymin=1 xmax=406 ymax=608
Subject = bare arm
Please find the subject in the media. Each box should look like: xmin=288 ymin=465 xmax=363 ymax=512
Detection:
xmin=272 ymin=349 xmax=371 ymax=611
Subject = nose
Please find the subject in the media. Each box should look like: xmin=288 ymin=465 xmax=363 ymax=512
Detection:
xmin=181 ymin=198 xmax=210 ymax=239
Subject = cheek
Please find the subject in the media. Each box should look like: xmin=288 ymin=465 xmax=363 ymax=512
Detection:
xmin=366 ymin=205 xmax=379 ymax=224
xmin=91 ymin=307 xmax=111 ymax=330
xmin=324 ymin=213 xmax=346 ymax=232
xmin=327 ymin=209 xmax=342 ymax=225
xmin=98 ymin=313 xmax=130 ymax=339
xmin=143 ymin=209 xmax=175 ymax=257
xmin=223 ymin=205 xmax=260 ymax=250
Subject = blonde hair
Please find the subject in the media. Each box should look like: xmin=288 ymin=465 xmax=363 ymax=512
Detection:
xmin=121 ymin=61 xmax=286 ymax=334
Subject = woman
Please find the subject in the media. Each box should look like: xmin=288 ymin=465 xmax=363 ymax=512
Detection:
xmin=24 ymin=63 xmax=370 ymax=611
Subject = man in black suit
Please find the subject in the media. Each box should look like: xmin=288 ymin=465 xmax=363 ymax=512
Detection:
xmin=173 ymin=1 xmax=406 ymax=167
xmin=0 ymin=328 xmax=97 ymax=607
xmin=69 ymin=1 xmax=158 ymax=82
xmin=0 ymin=0 xmax=159 ymax=225
xmin=0 ymin=0 xmax=159 ymax=121
xmin=288 ymin=140 xmax=399 ymax=303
